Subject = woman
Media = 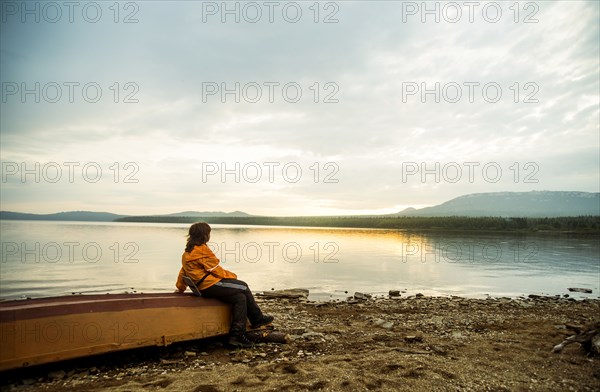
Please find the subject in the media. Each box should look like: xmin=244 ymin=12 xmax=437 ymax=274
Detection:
xmin=175 ymin=222 xmax=273 ymax=348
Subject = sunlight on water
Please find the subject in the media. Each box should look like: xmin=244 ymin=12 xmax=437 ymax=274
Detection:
xmin=1 ymin=220 xmax=598 ymax=300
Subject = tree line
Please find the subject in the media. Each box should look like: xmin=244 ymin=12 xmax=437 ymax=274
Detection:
xmin=115 ymin=215 xmax=600 ymax=233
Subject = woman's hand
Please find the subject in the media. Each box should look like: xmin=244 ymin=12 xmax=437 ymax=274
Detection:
xmin=174 ymin=289 xmax=184 ymax=294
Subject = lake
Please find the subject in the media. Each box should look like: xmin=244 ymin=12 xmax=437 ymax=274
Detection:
xmin=0 ymin=220 xmax=598 ymax=300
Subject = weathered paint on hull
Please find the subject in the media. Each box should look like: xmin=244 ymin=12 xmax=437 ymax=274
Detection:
xmin=0 ymin=293 xmax=231 ymax=371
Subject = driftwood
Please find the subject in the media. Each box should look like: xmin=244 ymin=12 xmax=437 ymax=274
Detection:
xmin=257 ymin=289 xmax=309 ymax=299
xmin=246 ymin=330 xmax=289 ymax=344
xmin=390 ymin=348 xmax=431 ymax=355
xmin=552 ymin=322 xmax=600 ymax=355
xmin=379 ymin=345 xmax=447 ymax=356
xmin=244 ymin=322 xmax=288 ymax=344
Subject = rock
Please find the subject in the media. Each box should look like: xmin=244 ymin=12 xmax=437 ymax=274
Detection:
xmin=593 ymin=335 xmax=600 ymax=356
xmin=373 ymin=318 xmax=386 ymax=327
xmin=47 ymin=370 xmax=66 ymax=380
xmin=415 ymin=293 xmax=424 ymax=298
xmin=354 ymin=292 xmax=372 ymax=300
xmin=451 ymin=331 xmax=464 ymax=339
xmin=428 ymin=345 xmax=448 ymax=355
xmin=302 ymin=331 xmax=325 ymax=340
xmin=381 ymin=321 xmax=394 ymax=330
xmin=567 ymin=288 xmax=592 ymax=294
xmin=528 ymin=294 xmax=553 ymax=300
xmin=516 ymin=301 xmax=532 ymax=308
xmin=22 ymin=379 xmax=36 ymax=385
xmin=404 ymin=334 xmax=423 ymax=343
xmin=389 ymin=290 xmax=401 ymax=297
xmin=184 ymin=351 xmax=197 ymax=357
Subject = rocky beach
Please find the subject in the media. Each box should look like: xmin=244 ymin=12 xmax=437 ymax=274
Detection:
xmin=1 ymin=292 xmax=599 ymax=392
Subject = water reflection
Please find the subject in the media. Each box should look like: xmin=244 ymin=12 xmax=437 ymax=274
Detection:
xmin=0 ymin=221 xmax=598 ymax=300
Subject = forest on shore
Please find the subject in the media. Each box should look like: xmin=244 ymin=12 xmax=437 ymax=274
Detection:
xmin=115 ymin=215 xmax=600 ymax=233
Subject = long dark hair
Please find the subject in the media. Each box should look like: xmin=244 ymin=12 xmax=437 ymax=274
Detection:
xmin=185 ymin=222 xmax=211 ymax=252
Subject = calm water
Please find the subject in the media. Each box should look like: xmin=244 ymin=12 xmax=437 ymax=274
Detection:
xmin=0 ymin=220 xmax=598 ymax=300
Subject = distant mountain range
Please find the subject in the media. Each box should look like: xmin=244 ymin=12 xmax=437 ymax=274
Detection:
xmin=0 ymin=210 xmax=252 ymax=222
xmin=1 ymin=191 xmax=598 ymax=222
xmin=161 ymin=211 xmax=252 ymax=218
xmin=393 ymin=191 xmax=599 ymax=217
xmin=0 ymin=211 xmax=126 ymax=222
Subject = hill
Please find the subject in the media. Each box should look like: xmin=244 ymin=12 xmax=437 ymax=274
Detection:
xmin=0 ymin=211 xmax=125 ymax=222
xmin=162 ymin=211 xmax=252 ymax=217
xmin=0 ymin=210 xmax=251 ymax=222
xmin=395 ymin=191 xmax=599 ymax=217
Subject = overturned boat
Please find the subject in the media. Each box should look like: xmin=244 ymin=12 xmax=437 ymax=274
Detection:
xmin=0 ymin=293 xmax=231 ymax=371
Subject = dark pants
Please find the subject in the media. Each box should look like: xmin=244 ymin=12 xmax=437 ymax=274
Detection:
xmin=201 ymin=279 xmax=264 ymax=336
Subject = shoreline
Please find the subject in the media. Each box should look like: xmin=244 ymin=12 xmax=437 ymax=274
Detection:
xmin=2 ymin=287 xmax=598 ymax=303
xmin=2 ymin=294 xmax=599 ymax=391
xmin=302 ymin=288 xmax=600 ymax=302
xmin=118 ymin=221 xmax=600 ymax=235
xmin=2 ymin=291 xmax=598 ymax=304
xmin=4 ymin=216 xmax=600 ymax=234
xmin=116 ymin=220 xmax=600 ymax=235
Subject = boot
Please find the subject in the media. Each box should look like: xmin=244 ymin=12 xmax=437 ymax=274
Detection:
xmin=251 ymin=314 xmax=274 ymax=329
xmin=228 ymin=333 xmax=254 ymax=348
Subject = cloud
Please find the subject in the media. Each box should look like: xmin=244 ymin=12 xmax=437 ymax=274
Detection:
xmin=1 ymin=1 xmax=598 ymax=215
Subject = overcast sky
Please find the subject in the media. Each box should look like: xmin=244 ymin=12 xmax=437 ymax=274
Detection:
xmin=1 ymin=1 xmax=598 ymax=216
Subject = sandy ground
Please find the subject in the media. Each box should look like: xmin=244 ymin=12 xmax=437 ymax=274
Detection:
xmin=1 ymin=294 xmax=599 ymax=392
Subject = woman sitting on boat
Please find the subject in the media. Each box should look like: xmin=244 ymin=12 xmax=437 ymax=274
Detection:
xmin=175 ymin=222 xmax=274 ymax=348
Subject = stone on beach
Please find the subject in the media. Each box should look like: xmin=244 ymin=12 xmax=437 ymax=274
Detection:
xmin=47 ymin=370 xmax=66 ymax=380
xmin=354 ymin=292 xmax=372 ymax=300
xmin=567 ymin=287 xmax=592 ymax=294
xmin=4 ymin=291 xmax=600 ymax=392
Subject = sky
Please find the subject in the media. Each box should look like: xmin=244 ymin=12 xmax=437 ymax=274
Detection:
xmin=1 ymin=0 xmax=598 ymax=216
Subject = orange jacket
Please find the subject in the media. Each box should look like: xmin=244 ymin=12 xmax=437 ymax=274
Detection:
xmin=175 ymin=244 xmax=237 ymax=292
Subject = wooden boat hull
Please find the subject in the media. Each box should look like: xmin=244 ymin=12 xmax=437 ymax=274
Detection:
xmin=0 ymin=293 xmax=231 ymax=371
